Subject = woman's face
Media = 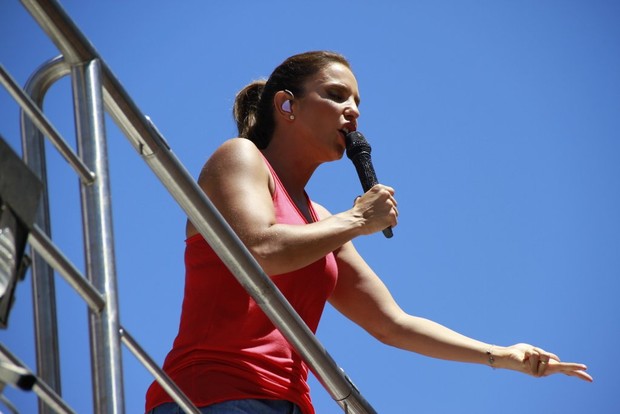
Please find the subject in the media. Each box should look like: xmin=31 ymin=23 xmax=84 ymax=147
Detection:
xmin=294 ymin=62 xmax=361 ymax=161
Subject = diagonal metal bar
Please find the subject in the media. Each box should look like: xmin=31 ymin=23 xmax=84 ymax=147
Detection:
xmin=28 ymin=224 xmax=105 ymax=312
xmin=119 ymin=328 xmax=201 ymax=414
xmin=19 ymin=0 xmax=378 ymax=412
xmin=0 ymin=63 xmax=94 ymax=185
xmin=0 ymin=343 xmax=76 ymax=414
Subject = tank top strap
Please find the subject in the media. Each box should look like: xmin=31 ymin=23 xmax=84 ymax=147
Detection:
xmin=259 ymin=152 xmax=318 ymax=224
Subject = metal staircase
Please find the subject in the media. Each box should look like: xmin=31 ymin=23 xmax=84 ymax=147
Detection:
xmin=0 ymin=1 xmax=378 ymax=413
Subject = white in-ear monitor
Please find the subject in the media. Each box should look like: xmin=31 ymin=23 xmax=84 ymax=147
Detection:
xmin=281 ymin=100 xmax=292 ymax=113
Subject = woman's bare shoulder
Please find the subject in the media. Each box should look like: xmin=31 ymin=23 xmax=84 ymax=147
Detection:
xmin=187 ymin=138 xmax=271 ymax=238
xmin=209 ymin=137 xmax=262 ymax=163
xmin=199 ymin=138 xmax=266 ymax=180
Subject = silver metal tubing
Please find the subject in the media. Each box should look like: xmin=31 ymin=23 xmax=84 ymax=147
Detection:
xmin=0 ymin=361 xmax=35 ymax=391
xmin=17 ymin=49 xmax=195 ymax=414
xmin=28 ymin=224 xmax=105 ymax=312
xmin=19 ymin=0 xmax=378 ymax=412
xmin=136 ymin=125 xmax=375 ymax=413
xmin=20 ymin=55 xmax=72 ymax=414
xmin=119 ymin=328 xmax=201 ymax=414
xmin=30 ymin=381 xmax=76 ymax=414
xmin=108 ymin=43 xmax=377 ymax=414
xmin=0 ymin=63 xmax=94 ymax=185
xmin=106 ymin=44 xmax=379 ymax=414
xmin=0 ymin=343 xmax=76 ymax=414
xmin=72 ymin=59 xmax=124 ymax=414
xmin=19 ymin=0 xmax=98 ymax=66
xmin=0 ymin=394 xmax=20 ymax=414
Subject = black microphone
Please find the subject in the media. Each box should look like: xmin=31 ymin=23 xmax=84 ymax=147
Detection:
xmin=345 ymin=131 xmax=394 ymax=238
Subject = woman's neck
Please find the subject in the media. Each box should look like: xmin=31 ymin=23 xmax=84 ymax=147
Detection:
xmin=261 ymin=138 xmax=319 ymax=200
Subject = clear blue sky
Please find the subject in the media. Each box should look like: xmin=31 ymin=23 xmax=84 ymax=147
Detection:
xmin=1 ymin=1 xmax=618 ymax=413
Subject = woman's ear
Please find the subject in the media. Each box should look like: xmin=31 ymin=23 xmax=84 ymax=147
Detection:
xmin=274 ymin=90 xmax=295 ymax=121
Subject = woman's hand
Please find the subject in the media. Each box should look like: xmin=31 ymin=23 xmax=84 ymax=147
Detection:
xmin=499 ymin=343 xmax=593 ymax=382
xmin=351 ymin=184 xmax=398 ymax=235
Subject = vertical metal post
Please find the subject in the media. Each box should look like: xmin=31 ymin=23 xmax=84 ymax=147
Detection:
xmin=17 ymin=1 xmax=379 ymax=411
xmin=21 ymin=56 xmax=71 ymax=414
xmin=71 ymin=58 xmax=124 ymax=414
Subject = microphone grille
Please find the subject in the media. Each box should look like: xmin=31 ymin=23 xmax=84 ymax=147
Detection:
xmin=345 ymin=131 xmax=372 ymax=160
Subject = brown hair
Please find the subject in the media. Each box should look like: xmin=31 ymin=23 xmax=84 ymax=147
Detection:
xmin=233 ymin=51 xmax=351 ymax=149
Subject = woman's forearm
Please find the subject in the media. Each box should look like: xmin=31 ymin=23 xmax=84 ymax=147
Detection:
xmin=244 ymin=187 xmax=396 ymax=275
xmin=383 ymin=315 xmax=495 ymax=366
xmin=247 ymin=210 xmax=363 ymax=275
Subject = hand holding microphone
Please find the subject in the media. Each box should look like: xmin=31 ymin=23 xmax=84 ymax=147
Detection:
xmin=345 ymin=131 xmax=395 ymax=238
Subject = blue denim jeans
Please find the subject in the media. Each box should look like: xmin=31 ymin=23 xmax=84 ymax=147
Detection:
xmin=148 ymin=399 xmax=303 ymax=414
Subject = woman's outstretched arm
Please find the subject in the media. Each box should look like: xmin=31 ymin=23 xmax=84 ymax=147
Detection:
xmin=322 ymin=208 xmax=592 ymax=382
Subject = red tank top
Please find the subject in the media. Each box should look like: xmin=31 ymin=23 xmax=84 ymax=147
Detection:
xmin=144 ymin=156 xmax=338 ymax=414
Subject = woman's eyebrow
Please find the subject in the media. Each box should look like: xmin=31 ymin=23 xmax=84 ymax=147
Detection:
xmin=327 ymin=82 xmax=361 ymax=105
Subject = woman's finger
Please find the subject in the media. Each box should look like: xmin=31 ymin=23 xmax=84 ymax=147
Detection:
xmin=566 ymin=369 xmax=594 ymax=383
xmin=528 ymin=350 xmax=540 ymax=375
xmin=534 ymin=348 xmax=551 ymax=376
xmin=547 ymin=361 xmax=593 ymax=382
xmin=391 ymin=203 xmax=399 ymax=220
xmin=537 ymin=357 xmax=549 ymax=376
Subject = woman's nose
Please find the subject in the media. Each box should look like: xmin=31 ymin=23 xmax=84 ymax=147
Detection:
xmin=345 ymin=101 xmax=360 ymax=120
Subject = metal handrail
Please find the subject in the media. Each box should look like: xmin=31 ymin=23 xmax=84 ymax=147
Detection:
xmin=13 ymin=55 xmax=201 ymax=413
xmin=18 ymin=55 xmax=70 ymax=414
xmin=0 ymin=343 xmax=76 ymax=414
xmin=0 ymin=63 xmax=94 ymax=184
xmin=8 ymin=0 xmax=379 ymax=412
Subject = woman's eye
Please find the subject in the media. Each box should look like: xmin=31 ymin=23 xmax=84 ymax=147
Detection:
xmin=328 ymin=91 xmax=345 ymax=102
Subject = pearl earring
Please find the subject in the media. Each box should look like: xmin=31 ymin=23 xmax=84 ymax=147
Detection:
xmin=289 ymin=114 xmax=295 ymax=120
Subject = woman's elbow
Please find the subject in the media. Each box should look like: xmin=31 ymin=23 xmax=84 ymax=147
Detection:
xmin=244 ymin=240 xmax=293 ymax=275
xmin=366 ymin=317 xmax=407 ymax=347
xmin=246 ymin=243 xmax=278 ymax=273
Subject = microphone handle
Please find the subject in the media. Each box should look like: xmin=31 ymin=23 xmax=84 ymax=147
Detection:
xmin=352 ymin=155 xmax=394 ymax=239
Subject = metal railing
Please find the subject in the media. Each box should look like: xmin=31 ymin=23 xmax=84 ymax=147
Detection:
xmin=0 ymin=0 xmax=379 ymax=413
